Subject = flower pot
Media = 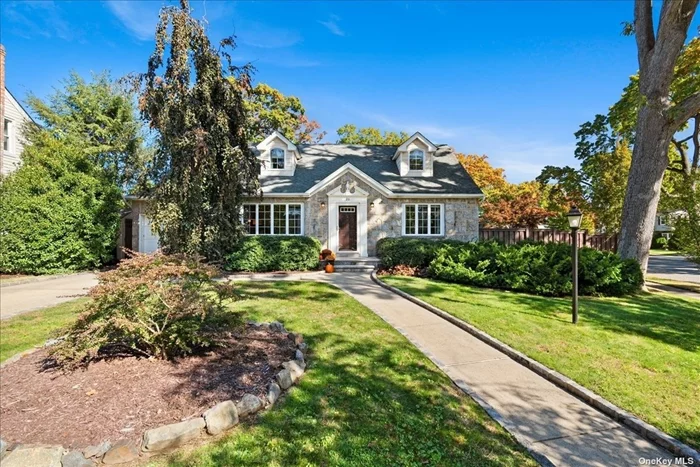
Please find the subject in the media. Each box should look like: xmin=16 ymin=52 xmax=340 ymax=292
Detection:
xmin=325 ymin=263 xmax=334 ymax=273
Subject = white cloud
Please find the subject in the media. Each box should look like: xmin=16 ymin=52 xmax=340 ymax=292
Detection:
xmin=2 ymin=1 xmax=74 ymax=41
xmin=104 ymin=0 xmax=160 ymax=41
xmin=318 ymin=14 xmax=345 ymax=37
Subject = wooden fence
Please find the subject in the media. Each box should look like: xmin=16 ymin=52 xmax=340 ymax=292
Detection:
xmin=479 ymin=228 xmax=619 ymax=252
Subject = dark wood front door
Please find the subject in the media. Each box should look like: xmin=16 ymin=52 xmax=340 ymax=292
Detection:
xmin=338 ymin=206 xmax=357 ymax=251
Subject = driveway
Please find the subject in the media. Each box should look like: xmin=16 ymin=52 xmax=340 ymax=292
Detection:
xmin=0 ymin=273 xmax=98 ymax=320
xmin=647 ymin=255 xmax=700 ymax=283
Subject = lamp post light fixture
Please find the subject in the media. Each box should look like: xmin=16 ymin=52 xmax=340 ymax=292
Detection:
xmin=567 ymin=206 xmax=583 ymax=324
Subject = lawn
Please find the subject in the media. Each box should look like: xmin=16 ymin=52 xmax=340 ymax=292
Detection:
xmin=0 ymin=299 xmax=87 ymax=363
xmin=381 ymin=275 xmax=700 ymax=450
xmin=0 ymin=283 xmax=536 ymax=467
xmin=648 ymin=249 xmax=681 ymax=256
xmin=647 ymin=276 xmax=700 ymax=294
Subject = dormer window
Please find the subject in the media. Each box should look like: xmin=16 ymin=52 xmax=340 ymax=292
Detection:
xmin=409 ymin=149 xmax=424 ymax=171
xmin=271 ymin=148 xmax=285 ymax=169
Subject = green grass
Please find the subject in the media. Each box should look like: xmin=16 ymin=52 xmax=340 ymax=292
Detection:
xmin=0 ymin=299 xmax=87 ymax=362
xmin=649 ymin=249 xmax=681 ymax=256
xmin=382 ymin=276 xmax=700 ymax=450
xmin=647 ymin=276 xmax=700 ymax=294
xmin=159 ymin=281 xmax=536 ymax=466
xmin=0 ymin=283 xmax=535 ymax=466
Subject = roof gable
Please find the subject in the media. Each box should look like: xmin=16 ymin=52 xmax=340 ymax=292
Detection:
xmin=393 ymin=132 xmax=437 ymax=160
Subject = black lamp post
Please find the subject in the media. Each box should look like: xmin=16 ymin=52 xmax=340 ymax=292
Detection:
xmin=567 ymin=206 xmax=583 ymax=324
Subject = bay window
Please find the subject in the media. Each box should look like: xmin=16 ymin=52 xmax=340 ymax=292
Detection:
xmin=243 ymin=203 xmax=303 ymax=235
xmin=403 ymin=203 xmax=443 ymax=236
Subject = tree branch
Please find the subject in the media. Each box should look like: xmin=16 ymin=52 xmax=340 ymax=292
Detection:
xmin=672 ymin=138 xmax=691 ymax=175
xmin=692 ymin=115 xmax=700 ymax=171
xmin=670 ymin=91 xmax=700 ymax=129
xmin=634 ymin=0 xmax=655 ymax=68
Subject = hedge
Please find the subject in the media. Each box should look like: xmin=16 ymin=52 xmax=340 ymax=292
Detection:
xmin=224 ymin=236 xmax=322 ymax=272
xmin=376 ymin=238 xmax=643 ymax=297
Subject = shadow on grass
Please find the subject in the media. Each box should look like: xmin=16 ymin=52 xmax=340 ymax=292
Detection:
xmin=395 ymin=278 xmax=700 ymax=353
xmin=163 ymin=281 xmax=537 ymax=467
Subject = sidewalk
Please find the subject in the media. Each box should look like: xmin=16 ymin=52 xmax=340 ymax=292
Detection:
xmin=324 ymin=273 xmax=674 ymax=467
xmin=0 ymin=273 xmax=97 ymax=320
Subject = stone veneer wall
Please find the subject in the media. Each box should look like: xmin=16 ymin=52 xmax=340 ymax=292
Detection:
xmin=303 ymin=173 xmax=480 ymax=256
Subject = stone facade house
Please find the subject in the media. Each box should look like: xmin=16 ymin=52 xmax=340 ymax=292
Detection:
xmin=120 ymin=131 xmax=483 ymax=257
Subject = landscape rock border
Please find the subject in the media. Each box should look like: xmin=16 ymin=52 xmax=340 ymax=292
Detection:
xmin=371 ymin=271 xmax=700 ymax=464
xmin=0 ymin=321 xmax=308 ymax=466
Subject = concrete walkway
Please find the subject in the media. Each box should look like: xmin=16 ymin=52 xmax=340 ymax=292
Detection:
xmin=0 ymin=273 xmax=97 ymax=320
xmin=322 ymin=273 xmax=674 ymax=467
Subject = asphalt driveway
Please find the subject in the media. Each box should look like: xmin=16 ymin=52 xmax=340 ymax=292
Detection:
xmin=0 ymin=273 xmax=97 ymax=320
xmin=647 ymin=255 xmax=700 ymax=283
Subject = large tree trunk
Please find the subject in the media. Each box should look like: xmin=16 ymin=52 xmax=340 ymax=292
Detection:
xmin=618 ymin=105 xmax=674 ymax=272
xmin=617 ymin=0 xmax=698 ymax=273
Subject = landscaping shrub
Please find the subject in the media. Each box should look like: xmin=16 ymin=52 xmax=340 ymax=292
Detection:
xmin=50 ymin=252 xmax=241 ymax=369
xmin=379 ymin=238 xmax=643 ymax=297
xmin=224 ymin=236 xmax=322 ymax=272
xmin=0 ymin=135 xmax=122 ymax=274
xmin=376 ymin=237 xmax=448 ymax=268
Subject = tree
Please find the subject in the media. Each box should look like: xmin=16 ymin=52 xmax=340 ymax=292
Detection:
xmin=538 ymin=116 xmax=632 ymax=233
xmin=133 ymin=0 xmax=259 ymax=259
xmin=26 ymin=72 xmax=144 ymax=188
xmin=480 ymin=181 xmax=554 ymax=229
xmin=336 ymin=124 xmax=409 ymax=145
xmin=457 ymin=154 xmax=508 ymax=195
xmin=0 ymin=133 xmax=122 ymax=274
xmin=237 ymin=82 xmax=325 ymax=144
xmin=617 ymin=1 xmax=699 ymax=272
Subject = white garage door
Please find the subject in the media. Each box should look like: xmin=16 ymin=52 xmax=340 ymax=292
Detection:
xmin=138 ymin=214 xmax=160 ymax=253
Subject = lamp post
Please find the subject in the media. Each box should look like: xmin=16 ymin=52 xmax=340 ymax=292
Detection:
xmin=567 ymin=206 xmax=583 ymax=324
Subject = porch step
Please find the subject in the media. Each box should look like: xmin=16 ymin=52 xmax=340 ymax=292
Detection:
xmin=333 ymin=264 xmax=377 ymax=273
xmin=330 ymin=256 xmax=380 ymax=273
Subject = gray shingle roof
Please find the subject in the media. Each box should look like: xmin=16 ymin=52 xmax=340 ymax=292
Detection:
xmin=258 ymin=144 xmax=483 ymax=195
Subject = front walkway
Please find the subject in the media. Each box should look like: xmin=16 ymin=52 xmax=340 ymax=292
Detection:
xmin=0 ymin=273 xmax=97 ymax=320
xmin=319 ymin=273 xmax=673 ymax=467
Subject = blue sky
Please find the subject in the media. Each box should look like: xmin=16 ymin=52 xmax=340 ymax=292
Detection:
xmin=2 ymin=1 xmax=698 ymax=182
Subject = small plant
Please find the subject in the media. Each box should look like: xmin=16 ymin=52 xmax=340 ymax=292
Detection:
xmin=50 ymin=252 xmax=241 ymax=369
xmin=320 ymin=249 xmax=336 ymax=262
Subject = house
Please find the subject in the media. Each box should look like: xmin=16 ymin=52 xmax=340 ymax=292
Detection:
xmin=119 ymin=131 xmax=483 ymax=258
xmin=0 ymin=45 xmax=33 ymax=176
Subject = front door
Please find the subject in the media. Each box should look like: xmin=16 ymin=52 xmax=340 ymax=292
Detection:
xmin=338 ymin=206 xmax=357 ymax=251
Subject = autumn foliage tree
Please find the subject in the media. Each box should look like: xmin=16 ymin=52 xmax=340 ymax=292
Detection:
xmin=133 ymin=0 xmax=259 ymax=259
xmin=457 ymin=154 xmax=508 ymax=195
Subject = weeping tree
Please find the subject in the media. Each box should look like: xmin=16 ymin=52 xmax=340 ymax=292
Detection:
xmin=617 ymin=0 xmax=698 ymax=271
xmin=132 ymin=0 xmax=260 ymax=259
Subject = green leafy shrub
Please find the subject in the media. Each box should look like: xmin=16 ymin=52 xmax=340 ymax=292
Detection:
xmin=376 ymin=237 xmax=447 ymax=268
xmin=224 ymin=236 xmax=322 ymax=272
xmin=50 ymin=252 xmax=241 ymax=369
xmin=0 ymin=134 xmax=122 ymax=274
xmin=380 ymin=238 xmax=643 ymax=297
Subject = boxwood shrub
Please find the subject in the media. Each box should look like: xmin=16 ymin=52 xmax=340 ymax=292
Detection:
xmin=377 ymin=238 xmax=643 ymax=297
xmin=224 ymin=236 xmax=322 ymax=272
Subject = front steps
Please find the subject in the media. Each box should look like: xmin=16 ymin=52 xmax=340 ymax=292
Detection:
xmin=332 ymin=255 xmax=380 ymax=273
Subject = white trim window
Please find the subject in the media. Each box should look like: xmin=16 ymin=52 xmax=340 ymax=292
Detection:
xmin=403 ymin=203 xmax=443 ymax=236
xmin=243 ymin=203 xmax=303 ymax=235
xmin=270 ymin=148 xmax=285 ymax=169
xmin=409 ymin=149 xmax=424 ymax=171
xmin=3 ymin=119 xmax=11 ymax=153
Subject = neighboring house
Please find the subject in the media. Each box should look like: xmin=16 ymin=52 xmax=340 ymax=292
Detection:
xmin=0 ymin=45 xmax=34 ymax=176
xmin=120 ymin=131 xmax=483 ymax=257
xmin=655 ymin=210 xmax=685 ymax=234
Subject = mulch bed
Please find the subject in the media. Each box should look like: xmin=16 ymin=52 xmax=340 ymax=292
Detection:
xmin=0 ymin=327 xmax=296 ymax=449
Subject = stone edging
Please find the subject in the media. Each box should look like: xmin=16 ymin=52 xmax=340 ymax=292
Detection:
xmin=371 ymin=271 xmax=700 ymax=464
xmin=0 ymin=322 xmax=308 ymax=466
